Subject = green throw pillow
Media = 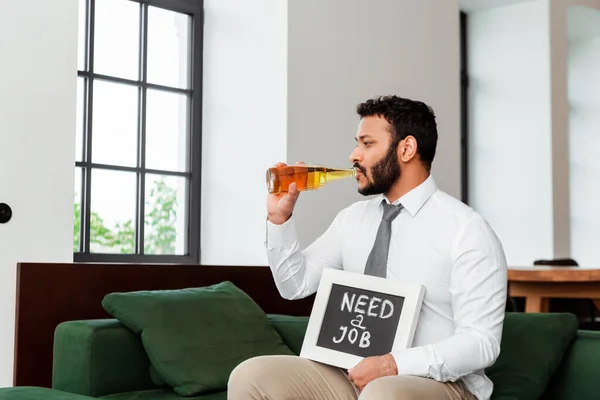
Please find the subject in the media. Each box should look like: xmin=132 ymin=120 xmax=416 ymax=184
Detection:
xmin=486 ymin=312 xmax=579 ymax=400
xmin=102 ymin=281 xmax=295 ymax=396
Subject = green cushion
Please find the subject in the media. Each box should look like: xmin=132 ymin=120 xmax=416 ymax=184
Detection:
xmin=102 ymin=281 xmax=295 ymax=397
xmin=486 ymin=312 xmax=579 ymax=400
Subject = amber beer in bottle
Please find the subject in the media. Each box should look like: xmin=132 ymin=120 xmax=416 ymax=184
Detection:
xmin=266 ymin=165 xmax=357 ymax=194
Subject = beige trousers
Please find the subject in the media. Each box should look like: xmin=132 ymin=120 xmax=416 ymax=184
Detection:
xmin=227 ymin=355 xmax=476 ymax=400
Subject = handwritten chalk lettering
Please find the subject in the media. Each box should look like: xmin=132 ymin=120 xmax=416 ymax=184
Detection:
xmin=350 ymin=314 xmax=366 ymax=330
xmin=341 ymin=292 xmax=395 ymax=319
xmin=360 ymin=330 xmax=371 ymax=348
xmin=332 ymin=292 xmax=396 ymax=349
xmin=332 ymin=322 xmax=372 ymax=348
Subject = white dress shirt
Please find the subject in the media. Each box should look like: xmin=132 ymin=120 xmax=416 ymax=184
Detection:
xmin=265 ymin=175 xmax=508 ymax=400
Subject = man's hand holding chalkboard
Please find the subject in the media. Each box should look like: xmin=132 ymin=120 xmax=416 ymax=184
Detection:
xmin=347 ymin=354 xmax=398 ymax=391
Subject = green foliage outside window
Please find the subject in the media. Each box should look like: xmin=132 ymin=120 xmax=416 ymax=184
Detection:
xmin=74 ymin=177 xmax=178 ymax=254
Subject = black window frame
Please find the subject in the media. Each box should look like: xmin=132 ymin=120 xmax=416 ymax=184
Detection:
xmin=460 ymin=11 xmax=469 ymax=205
xmin=74 ymin=0 xmax=203 ymax=263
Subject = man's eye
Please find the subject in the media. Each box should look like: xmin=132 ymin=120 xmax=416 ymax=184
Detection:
xmin=363 ymin=142 xmax=372 ymax=146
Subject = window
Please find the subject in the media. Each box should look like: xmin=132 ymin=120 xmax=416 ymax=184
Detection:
xmin=74 ymin=0 xmax=203 ymax=263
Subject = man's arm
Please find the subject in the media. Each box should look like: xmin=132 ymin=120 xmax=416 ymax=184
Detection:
xmin=265 ymin=211 xmax=345 ymax=300
xmin=390 ymin=215 xmax=508 ymax=381
xmin=264 ymin=167 xmax=344 ymax=300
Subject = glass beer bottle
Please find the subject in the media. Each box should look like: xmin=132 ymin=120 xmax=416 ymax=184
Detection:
xmin=266 ymin=165 xmax=357 ymax=194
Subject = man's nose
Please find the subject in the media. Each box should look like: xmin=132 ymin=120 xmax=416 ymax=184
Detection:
xmin=349 ymin=147 xmax=361 ymax=165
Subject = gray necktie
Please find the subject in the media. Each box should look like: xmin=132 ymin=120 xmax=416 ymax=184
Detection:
xmin=364 ymin=201 xmax=403 ymax=278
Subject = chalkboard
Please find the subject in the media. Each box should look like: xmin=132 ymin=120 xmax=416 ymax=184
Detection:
xmin=300 ymin=269 xmax=425 ymax=369
xmin=316 ymin=283 xmax=404 ymax=357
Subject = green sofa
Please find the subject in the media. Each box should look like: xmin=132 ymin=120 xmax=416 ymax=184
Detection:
xmin=1 ymin=313 xmax=599 ymax=400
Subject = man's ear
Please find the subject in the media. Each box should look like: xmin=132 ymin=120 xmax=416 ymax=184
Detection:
xmin=398 ymin=136 xmax=418 ymax=163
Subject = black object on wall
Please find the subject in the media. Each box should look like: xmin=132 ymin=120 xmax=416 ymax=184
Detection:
xmin=0 ymin=203 xmax=12 ymax=224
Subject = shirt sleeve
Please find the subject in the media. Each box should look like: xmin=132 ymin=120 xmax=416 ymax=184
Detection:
xmin=265 ymin=210 xmax=346 ymax=300
xmin=391 ymin=215 xmax=508 ymax=382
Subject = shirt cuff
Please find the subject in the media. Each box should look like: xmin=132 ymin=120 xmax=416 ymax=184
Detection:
xmin=391 ymin=346 xmax=430 ymax=377
xmin=266 ymin=217 xmax=297 ymax=247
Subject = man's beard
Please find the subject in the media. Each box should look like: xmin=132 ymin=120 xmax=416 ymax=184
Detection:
xmin=355 ymin=145 xmax=401 ymax=196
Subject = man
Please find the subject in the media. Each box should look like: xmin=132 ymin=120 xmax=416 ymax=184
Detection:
xmin=228 ymin=95 xmax=508 ymax=400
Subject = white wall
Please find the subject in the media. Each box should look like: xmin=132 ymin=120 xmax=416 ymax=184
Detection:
xmin=0 ymin=0 xmax=78 ymax=386
xmin=287 ymin=0 xmax=461 ymax=247
xmin=567 ymin=5 xmax=600 ymax=266
xmin=201 ymin=0 xmax=288 ymax=265
xmin=468 ymin=0 xmax=554 ymax=265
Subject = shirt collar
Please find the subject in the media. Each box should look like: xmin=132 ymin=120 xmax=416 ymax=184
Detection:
xmin=381 ymin=175 xmax=437 ymax=217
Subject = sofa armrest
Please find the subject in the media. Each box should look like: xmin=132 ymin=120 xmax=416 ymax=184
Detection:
xmin=53 ymin=319 xmax=156 ymax=397
xmin=267 ymin=314 xmax=309 ymax=355
xmin=542 ymin=330 xmax=600 ymax=400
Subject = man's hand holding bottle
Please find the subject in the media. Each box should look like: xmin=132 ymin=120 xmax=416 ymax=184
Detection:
xmin=266 ymin=162 xmax=304 ymax=225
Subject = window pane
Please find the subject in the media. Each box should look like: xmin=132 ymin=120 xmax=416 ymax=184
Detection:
xmin=146 ymin=90 xmax=188 ymax=172
xmin=94 ymin=0 xmax=140 ymax=80
xmin=90 ymin=170 xmax=136 ymax=254
xmin=76 ymin=77 xmax=85 ymax=162
xmin=144 ymin=174 xmax=186 ymax=255
xmin=92 ymin=80 xmax=138 ymax=167
xmin=78 ymin=0 xmax=87 ymax=71
xmin=74 ymin=167 xmax=83 ymax=252
xmin=147 ymin=6 xmax=191 ymax=89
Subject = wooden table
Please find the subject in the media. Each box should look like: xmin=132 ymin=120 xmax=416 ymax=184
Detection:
xmin=508 ymin=266 xmax=600 ymax=313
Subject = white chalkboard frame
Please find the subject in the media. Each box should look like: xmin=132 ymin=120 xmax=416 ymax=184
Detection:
xmin=300 ymin=268 xmax=426 ymax=369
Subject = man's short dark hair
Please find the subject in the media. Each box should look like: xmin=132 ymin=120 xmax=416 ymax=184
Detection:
xmin=356 ymin=95 xmax=438 ymax=171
